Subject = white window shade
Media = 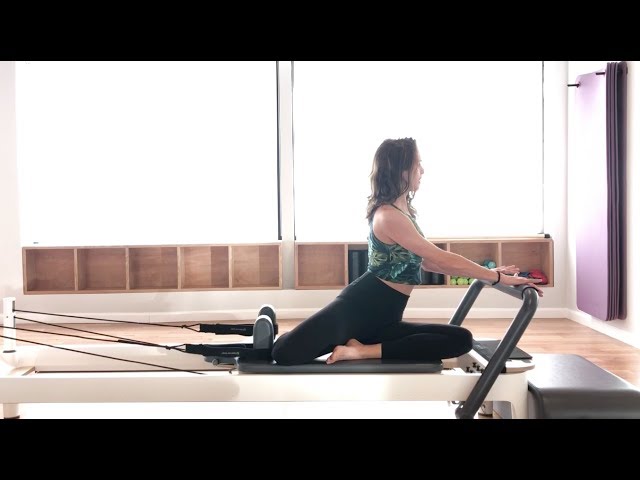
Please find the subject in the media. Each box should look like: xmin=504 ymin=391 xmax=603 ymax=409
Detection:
xmin=16 ymin=61 xmax=278 ymax=246
xmin=292 ymin=61 xmax=543 ymax=241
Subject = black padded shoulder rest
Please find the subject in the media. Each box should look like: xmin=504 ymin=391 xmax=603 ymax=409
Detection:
xmin=527 ymin=354 xmax=640 ymax=419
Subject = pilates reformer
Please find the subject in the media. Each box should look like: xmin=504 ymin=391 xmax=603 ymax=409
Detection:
xmin=0 ymin=280 xmax=539 ymax=419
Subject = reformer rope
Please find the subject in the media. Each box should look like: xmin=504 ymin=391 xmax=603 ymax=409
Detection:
xmin=13 ymin=317 xmax=185 ymax=350
xmin=1 ymin=307 xmax=235 ymax=375
xmin=14 ymin=309 xmax=200 ymax=331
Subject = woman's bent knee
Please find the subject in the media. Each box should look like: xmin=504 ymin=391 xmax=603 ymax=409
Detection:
xmin=456 ymin=328 xmax=474 ymax=356
xmin=272 ymin=334 xmax=306 ymax=365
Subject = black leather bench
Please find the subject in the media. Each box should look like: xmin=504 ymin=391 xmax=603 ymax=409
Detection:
xmin=525 ymin=353 xmax=640 ymax=419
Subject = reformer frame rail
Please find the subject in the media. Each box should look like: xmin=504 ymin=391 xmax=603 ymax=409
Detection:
xmin=1 ymin=280 xmax=538 ymax=419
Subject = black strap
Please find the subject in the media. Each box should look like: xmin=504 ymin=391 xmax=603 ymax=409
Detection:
xmin=185 ymin=343 xmax=272 ymax=361
xmin=198 ymin=322 xmax=278 ymax=335
xmin=199 ymin=323 xmax=254 ymax=336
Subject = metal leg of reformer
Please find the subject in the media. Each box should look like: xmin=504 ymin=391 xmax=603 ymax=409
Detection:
xmin=447 ymin=281 xmax=539 ymax=419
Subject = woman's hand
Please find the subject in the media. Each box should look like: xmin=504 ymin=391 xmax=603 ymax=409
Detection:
xmin=494 ymin=266 xmax=544 ymax=297
xmin=493 ymin=265 xmax=520 ymax=275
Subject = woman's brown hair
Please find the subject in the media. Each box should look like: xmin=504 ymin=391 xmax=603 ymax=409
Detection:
xmin=366 ymin=137 xmax=418 ymax=223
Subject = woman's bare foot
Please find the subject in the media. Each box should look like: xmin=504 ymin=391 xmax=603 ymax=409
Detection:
xmin=326 ymin=339 xmax=382 ymax=364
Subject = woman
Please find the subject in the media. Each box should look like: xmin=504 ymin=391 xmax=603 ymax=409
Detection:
xmin=272 ymin=137 xmax=543 ymax=366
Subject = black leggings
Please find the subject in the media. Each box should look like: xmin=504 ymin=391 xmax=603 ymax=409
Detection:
xmin=272 ymin=271 xmax=473 ymax=365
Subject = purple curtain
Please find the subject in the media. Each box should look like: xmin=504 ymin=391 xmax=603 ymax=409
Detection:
xmin=606 ymin=61 xmax=627 ymax=320
xmin=575 ymin=62 xmax=627 ymax=321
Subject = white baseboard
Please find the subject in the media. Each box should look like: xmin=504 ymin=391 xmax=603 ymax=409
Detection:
xmin=567 ymin=309 xmax=640 ymax=349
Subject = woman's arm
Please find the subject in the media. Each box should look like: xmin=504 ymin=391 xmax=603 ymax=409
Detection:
xmin=374 ymin=208 xmax=544 ymax=294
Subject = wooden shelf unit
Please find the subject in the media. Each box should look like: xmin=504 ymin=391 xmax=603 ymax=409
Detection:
xmin=23 ymin=243 xmax=282 ymax=294
xmin=295 ymin=238 xmax=554 ymax=289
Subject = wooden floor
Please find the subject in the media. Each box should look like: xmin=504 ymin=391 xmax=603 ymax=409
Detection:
xmin=4 ymin=316 xmax=640 ymax=387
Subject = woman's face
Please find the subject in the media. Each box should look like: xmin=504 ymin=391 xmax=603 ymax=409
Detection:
xmin=409 ymin=153 xmax=424 ymax=192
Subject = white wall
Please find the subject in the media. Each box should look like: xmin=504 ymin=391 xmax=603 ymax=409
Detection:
xmin=566 ymin=61 xmax=639 ymax=348
xmin=0 ymin=62 xmax=22 ymax=307
xmin=0 ymin=61 xmax=568 ymax=324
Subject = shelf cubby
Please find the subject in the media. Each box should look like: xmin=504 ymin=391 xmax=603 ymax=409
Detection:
xmin=449 ymin=240 xmax=500 ymax=266
xmin=296 ymin=243 xmax=347 ymax=289
xmin=180 ymin=246 xmax=230 ymax=289
xmin=231 ymin=244 xmax=281 ymax=289
xmin=23 ymin=248 xmax=76 ymax=293
xmin=77 ymin=247 xmax=127 ymax=291
xmin=129 ymin=246 xmax=178 ymax=291
xmin=501 ymin=240 xmax=554 ymax=287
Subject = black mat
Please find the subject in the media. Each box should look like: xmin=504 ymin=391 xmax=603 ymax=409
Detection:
xmin=472 ymin=339 xmax=533 ymax=361
xmin=236 ymin=357 xmax=443 ymax=374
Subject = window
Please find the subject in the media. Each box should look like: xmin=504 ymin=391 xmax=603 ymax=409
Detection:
xmin=16 ymin=61 xmax=278 ymax=246
xmin=292 ymin=61 xmax=543 ymax=240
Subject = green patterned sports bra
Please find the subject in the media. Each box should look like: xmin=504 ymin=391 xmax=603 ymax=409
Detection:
xmin=367 ymin=205 xmax=425 ymax=285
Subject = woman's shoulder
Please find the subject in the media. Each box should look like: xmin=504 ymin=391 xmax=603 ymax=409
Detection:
xmin=375 ymin=204 xmax=397 ymax=216
xmin=373 ymin=204 xmax=412 ymax=232
xmin=375 ymin=204 xmax=414 ymax=221
xmin=374 ymin=204 xmax=424 ymax=237
xmin=373 ymin=204 xmax=396 ymax=225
